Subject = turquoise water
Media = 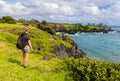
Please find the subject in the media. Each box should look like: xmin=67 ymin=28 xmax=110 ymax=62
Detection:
xmin=69 ymin=31 xmax=120 ymax=63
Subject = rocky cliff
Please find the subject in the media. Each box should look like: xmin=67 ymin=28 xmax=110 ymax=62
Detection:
xmin=53 ymin=43 xmax=86 ymax=59
xmin=53 ymin=35 xmax=87 ymax=59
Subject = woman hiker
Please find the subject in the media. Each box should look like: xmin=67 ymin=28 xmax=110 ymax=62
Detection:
xmin=18 ymin=27 xmax=32 ymax=68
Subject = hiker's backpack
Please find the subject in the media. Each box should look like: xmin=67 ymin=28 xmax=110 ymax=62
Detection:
xmin=16 ymin=34 xmax=24 ymax=49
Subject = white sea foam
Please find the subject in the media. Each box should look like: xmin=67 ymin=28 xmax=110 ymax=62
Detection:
xmin=74 ymin=32 xmax=80 ymax=36
xmin=81 ymin=32 xmax=85 ymax=34
xmin=94 ymin=32 xmax=103 ymax=34
xmin=108 ymin=31 xmax=117 ymax=34
xmin=56 ymin=32 xmax=61 ymax=34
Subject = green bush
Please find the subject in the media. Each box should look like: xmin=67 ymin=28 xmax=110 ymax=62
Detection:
xmin=37 ymin=23 xmax=55 ymax=35
xmin=64 ymin=58 xmax=120 ymax=81
xmin=63 ymin=24 xmax=107 ymax=32
xmin=2 ymin=16 xmax=16 ymax=24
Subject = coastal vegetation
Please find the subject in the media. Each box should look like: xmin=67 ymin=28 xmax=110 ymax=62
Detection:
xmin=64 ymin=58 xmax=120 ymax=81
xmin=0 ymin=16 xmax=119 ymax=81
xmin=0 ymin=16 xmax=112 ymax=34
xmin=47 ymin=23 xmax=112 ymax=34
xmin=63 ymin=23 xmax=112 ymax=33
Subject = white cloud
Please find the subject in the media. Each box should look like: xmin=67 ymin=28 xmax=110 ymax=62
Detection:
xmin=83 ymin=4 xmax=100 ymax=15
xmin=0 ymin=0 xmax=5 ymax=5
xmin=0 ymin=0 xmax=31 ymax=15
xmin=60 ymin=6 xmax=74 ymax=15
xmin=49 ymin=15 xmax=55 ymax=19
xmin=44 ymin=2 xmax=59 ymax=9
xmin=0 ymin=0 xmax=120 ymax=25
xmin=100 ymin=1 xmax=120 ymax=18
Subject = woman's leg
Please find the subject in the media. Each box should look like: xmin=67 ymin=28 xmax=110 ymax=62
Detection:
xmin=21 ymin=52 xmax=29 ymax=67
xmin=21 ymin=52 xmax=24 ymax=65
xmin=21 ymin=46 xmax=30 ymax=67
xmin=23 ymin=53 xmax=29 ymax=67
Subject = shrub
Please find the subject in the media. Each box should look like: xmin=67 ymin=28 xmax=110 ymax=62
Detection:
xmin=2 ymin=16 xmax=16 ymax=24
xmin=64 ymin=58 xmax=120 ymax=81
xmin=37 ymin=23 xmax=55 ymax=35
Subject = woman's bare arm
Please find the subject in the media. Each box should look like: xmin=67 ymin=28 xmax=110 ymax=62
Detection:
xmin=28 ymin=40 xmax=32 ymax=51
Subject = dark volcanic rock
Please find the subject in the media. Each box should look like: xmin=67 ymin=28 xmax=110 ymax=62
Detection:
xmin=43 ymin=56 xmax=51 ymax=60
xmin=53 ymin=42 xmax=86 ymax=59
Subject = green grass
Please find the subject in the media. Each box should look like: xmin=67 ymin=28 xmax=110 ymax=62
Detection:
xmin=0 ymin=50 xmax=66 ymax=81
xmin=0 ymin=39 xmax=66 ymax=81
xmin=1 ymin=23 xmax=120 ymax=81
xmin=0 ymin=23 xmax=24 ymax=29
xmin=0 ymin=23 xmax=68 ymax=81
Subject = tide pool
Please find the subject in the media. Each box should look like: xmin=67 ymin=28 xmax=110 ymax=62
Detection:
xmin=69 ymin=31 xmax=120 ymax=63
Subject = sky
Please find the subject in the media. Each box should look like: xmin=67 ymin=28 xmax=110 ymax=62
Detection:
xmin=0 ymin=0 xmax=120 ymax=26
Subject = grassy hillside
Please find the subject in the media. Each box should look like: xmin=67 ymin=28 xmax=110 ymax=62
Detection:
xmin=0 ymin=23 xmax=120 ymax=81
xmin=0 ymin=23 xmax=68 ymax=81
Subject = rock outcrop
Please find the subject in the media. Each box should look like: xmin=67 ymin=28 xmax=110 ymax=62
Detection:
xmin=53 ymin=42 xmax=86 ymax=59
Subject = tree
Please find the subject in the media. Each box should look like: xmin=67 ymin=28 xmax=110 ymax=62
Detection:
xmin=37 ymin=23 xmax=55 ymax=35
xmin=97 ymin=23 xmax=104 ymax=27
xmin=41 ymin=20 xmax=47 ymax=26
xmin=17 ymin=19 xmax=26 ymax=23
xmin=2 ymin=16 xmax=16 ymax=24
xmin=29 ymin=19 xmax=39 ymax=26
xmin=0 ymin=18 xmax=4 ymax=23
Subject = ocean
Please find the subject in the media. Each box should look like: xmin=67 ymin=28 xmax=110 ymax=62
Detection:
xmin=67 ymin=28 xmax=120 ymax=63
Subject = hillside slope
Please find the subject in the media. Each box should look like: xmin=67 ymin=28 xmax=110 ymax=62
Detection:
xmin=0 ymin=23 xmax=86 ymax=81
xmin=0 ymin=23 xmax=67 ymax=81
xmin=0 ymin=23 xmax=120 ymax=81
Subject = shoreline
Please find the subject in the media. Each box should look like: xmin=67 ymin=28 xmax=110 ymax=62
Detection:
xmin=65 ymin=30 xmax=120 ymax=63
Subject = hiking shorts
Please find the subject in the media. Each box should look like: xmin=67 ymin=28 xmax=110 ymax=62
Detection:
xmin=22 ymin=45 xmax=31 ymax=53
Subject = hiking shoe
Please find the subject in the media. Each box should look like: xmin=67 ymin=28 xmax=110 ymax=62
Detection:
xmin=20 ymin=64 xmax=24 ymax=66
xmin=23 ymin=65 xmax=27 ymax=68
